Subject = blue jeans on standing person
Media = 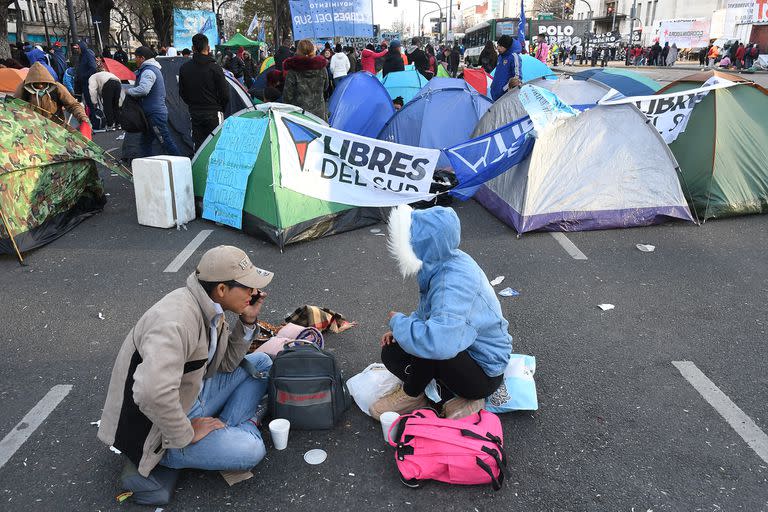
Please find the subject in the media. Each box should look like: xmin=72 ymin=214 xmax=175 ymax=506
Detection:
xmin=140 ymin=111 xmax=181 ymax=157
xmin=160 ymin=352 xmax=272 ymax=471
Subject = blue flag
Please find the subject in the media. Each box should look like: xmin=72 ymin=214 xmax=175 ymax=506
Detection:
xmin=444 ymin=116 xmax=535 ymax=200
xmin=518 ymin=0 xmax=526 ymax=48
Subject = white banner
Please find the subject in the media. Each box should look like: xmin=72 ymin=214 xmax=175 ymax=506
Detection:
xmin=274 ymin=112 xmax=439 ymax=206
xmin=600 ymin=78 xmax=740 ymax=143
xmin=726 ymin=0 xmax=768 ymax=26
xmin=658 ymin=18 xmax=711 ymax=48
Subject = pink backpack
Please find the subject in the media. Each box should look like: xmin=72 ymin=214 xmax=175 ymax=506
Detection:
xmin=387 ymin=408 xmax=507 ymax=490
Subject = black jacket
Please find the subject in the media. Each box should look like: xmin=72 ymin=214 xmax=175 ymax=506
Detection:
xmin=274 ymin=45 xmax=294 ymax=71
xmin=178 ymin=53 xmax=230 ymax=113
xmin=407 ymin=47 xmax=430 ymax=77
xmin=382 ymin=49 xmax=405 ymax=76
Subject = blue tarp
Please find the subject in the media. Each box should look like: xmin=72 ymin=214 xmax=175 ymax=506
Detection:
xmin=378 ymin=84 xmax=493 ymax=168
xmin=380 ymin=69 xmax=429 ymax=104
xmin=328 ymin=72 xmax=395 ymax=137
xmin=572 ymin=69 xmax=659 ymax=97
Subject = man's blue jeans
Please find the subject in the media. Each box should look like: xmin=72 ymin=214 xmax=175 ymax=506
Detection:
xmin=160 ymin=352 xmax=272 ymax=471
xmin=140 ymin=111 xmax=181 ymax=157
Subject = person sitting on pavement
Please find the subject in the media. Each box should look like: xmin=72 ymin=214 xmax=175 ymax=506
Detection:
xmin=179 ymin=33 xmax=230 ymax=151
xmin=392 ymin=96 xmax=404 ymax=111
xmin=370 ymin=205 xmax=512 ymax=421
xmin=15 ymin=62 xmax=89 ymax=126
xmin=489 ymin=35 xmax=522 ymax=101
xmin=98 ymin=246 xmax=274 ymax=485
xmin=124 ymin=46 xmax=181 ymax=157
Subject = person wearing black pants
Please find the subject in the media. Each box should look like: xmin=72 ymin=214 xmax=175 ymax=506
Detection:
xmin=101 ymin=79 xmax=121 ymax=129
xmin=190 ymin=111 xmax=222 ymax=151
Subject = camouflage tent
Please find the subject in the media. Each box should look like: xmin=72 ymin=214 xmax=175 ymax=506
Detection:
xmin=0 ymin=98 xmax=120 ymax=254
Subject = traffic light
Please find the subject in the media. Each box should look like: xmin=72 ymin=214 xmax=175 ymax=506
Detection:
xmin=373 ymin=24 xmax=379 ymax=37
xmin=433 ymin=23 xmax=440 ymax=33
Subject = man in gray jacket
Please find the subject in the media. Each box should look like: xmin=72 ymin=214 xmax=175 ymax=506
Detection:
xmin=98 ymin=246 xmax=273 ymax=481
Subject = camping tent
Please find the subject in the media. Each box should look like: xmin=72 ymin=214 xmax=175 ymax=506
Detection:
xmin=380 ymin=69 xmax=429 ymax=103
xmin=191 ymin=103 xmax=381 ymax=248
xmin=329 ymin=72 xmax=395 ymax=137
xmin=101 ymin=57 xmax=135 ymax=81
xmin=463 ymin=68 xmax=493 ymax=96
xmin=122 ymin=57 xmax=253 ymax=160
xmin=473 ymin=78 xmax=608 ymax=135
xmin=378 ymin=80 xmax=492 ymax=166
xmin=473 ymin=104 xmax=694 ymax=233
xmin=656 ymin=70 xmax=768 ymax=220
xmin=572 ymin=68 xmax=660 ymax=97
xmin=260 ymin=56 xmax=274 ymax=73
xmin=376 ymin=64 xmax=416 ymax=80
xmin=0 ymin=68 xmax=28 ymax=94
xmin=0 ymin=98 xmax=120 ymax=254
xmin=217 ymin=33 xmax=265 ymax=55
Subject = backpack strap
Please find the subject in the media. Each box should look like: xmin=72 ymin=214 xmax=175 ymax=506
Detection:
xmin=475 ymin=456 xmax=504 ymax=491
xmin=460 ymin=429 xmax=508 ymax=468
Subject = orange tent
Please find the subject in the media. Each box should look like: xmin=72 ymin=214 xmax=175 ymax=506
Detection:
xmin=0 ymin=68 xmax=29 ymax=94
xmin=101 ymin=57 xmax=135 ymax=81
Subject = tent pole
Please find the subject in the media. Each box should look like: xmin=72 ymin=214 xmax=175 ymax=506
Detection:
xmin=0 ymin=208 xmax=25 ymax=265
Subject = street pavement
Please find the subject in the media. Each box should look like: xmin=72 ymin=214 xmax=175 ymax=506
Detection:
xmin=0 ymin=105 xmax=767 ymax=512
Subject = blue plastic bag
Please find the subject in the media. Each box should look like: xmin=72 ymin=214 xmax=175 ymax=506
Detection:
xmin=485 ymin=354 xmax=538 ymax=412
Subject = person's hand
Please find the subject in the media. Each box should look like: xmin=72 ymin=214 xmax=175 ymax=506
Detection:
xmin=508 ymin=77 xmax=521 ymax=88
xmin=380 ymin=331 xmax=396 ymax=347
xmin=240 ymin=290 xmax=267 ymax=324
xmin=387 ymin=311 xmax=399 ymax=321
xmin=190 ymin=417 xmax=225 ymax=444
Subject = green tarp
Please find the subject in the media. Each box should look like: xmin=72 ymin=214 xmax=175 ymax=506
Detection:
xmin=217 ymin=33 xmax=264 ymax=54
xmin=661 ymin=72 xmax=768 ymax=220
xmin=191 ymin=105 xmax=381 ymax=248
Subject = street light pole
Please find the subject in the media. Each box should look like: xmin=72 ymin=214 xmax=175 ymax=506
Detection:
xmin=417 ymin=0 xmax=444 ymax=42
xmin=65 ymin=0 xmax=78 ymax=45
xmin=37 ymin=0 xmax=51 ymax=48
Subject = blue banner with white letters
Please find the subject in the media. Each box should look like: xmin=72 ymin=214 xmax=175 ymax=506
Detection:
xmin=444 ymin=117 xmax=535 ymax=199
xmin=289 ymin=0 xmax=374 ymax=39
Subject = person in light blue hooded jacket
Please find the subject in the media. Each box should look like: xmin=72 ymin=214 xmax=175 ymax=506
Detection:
xmin=370 ymin=205 xmax=512 ymax=420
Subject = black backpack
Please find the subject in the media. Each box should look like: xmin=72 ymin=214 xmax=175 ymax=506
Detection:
xmin=268 ymin=341 xmax=351 ymax=430
xmin=118 ymin=95 xmax=149 ymax=133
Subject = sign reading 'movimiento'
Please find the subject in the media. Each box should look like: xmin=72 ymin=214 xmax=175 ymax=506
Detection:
xmin=289 ymin=0 xmax=373 ymax=39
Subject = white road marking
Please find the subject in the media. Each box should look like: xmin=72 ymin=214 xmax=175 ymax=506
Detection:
xmin=0 ymin=385 xmax=73 ymax=470
xmin=673 ymin=361 xmax=768 ymax=464
xmin=549 ymin=232 xmax=588 ymax=260
xmin=163 ymin=230 xmax=213 ymax=273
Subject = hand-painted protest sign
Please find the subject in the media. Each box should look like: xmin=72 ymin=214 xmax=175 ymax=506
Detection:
xmin=599 ymin=77 xmax=739 ymax=144
xmin=202 ymin=117 xmax=268 ymax=229
xmin=273 ymin=111 xmax=439 ymax=206
xmin=519 ymin=84 xmax=579 ymax=133
xmin=445 ymin=116 xmax=535 ymax=199
xmin=289 ymin=0 xmax=373 ymax=40
xmin=173 ymin=9 xmax=218 ymax=50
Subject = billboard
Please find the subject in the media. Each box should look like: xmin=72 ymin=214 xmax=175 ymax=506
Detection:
xmin=529 ymin=19 xmax=588 ymax=48
xmin=658 ymin=18 xmax=711 ymax=48
xmin=726 ymin=0 xmax=768 ymax=25
xmin=289 ymin=0 xmax=374 ymax=39
xmin=173 ymin=8 xmax=218 ymax=49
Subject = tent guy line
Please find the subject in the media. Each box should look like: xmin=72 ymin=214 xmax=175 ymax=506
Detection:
xmin=673 ymin=361 xmax=768 ymax=465
xmin=163 ymin=230 xmax=214 ymax=273
xmin=0 ymin=385 xmax=73 ymax=470
xmin=549 ymin=233 xmax=588 ymax=260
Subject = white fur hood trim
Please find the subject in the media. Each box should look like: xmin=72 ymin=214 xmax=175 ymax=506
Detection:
xmin=387 ymin=205 xmax=423 ymax=278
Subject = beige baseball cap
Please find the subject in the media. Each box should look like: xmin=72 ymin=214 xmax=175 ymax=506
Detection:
xmin=196 ymin=245 xmax=274 ymax=289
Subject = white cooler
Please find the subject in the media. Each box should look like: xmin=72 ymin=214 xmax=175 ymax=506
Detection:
xmin=132 ymin=156 xmax=196 ymax=228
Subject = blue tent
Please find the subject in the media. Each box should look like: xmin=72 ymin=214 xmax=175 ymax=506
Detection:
xmin=328 ymin=72 xmax=395 ymax=137
xmin=491 ymin=55 xmax=555 ymax=83
xmin=376 ymin=63 xmax=415 ymax=80
xmin=572 ymin=68 xmax=661 ymax=97
xmin=418 ymin=77 xmax=472 ymax=94
xmin=380 ymin=69 xmax=429 ymax=104
xmin=378 ymin=83 xmax=493 ymax=167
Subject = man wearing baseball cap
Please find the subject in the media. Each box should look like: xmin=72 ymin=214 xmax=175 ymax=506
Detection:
xmin=98 ymin=245 xmax=273 ymax=500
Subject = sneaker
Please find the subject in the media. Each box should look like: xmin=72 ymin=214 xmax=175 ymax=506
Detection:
xmin=369 ymin=385 xmax=428 ymax=421
xmin=442 ymin=397 xmax=485 ymax=420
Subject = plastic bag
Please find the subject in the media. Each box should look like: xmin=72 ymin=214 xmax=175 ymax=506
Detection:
xmin=346 ymin=363 xmax=401 ymax=416
xmin=485 ymin=354 xmax=538 ymax=413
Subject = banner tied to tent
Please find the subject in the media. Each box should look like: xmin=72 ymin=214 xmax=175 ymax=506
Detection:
xmin=173 ymin=9 xmax=218 ymax=50
xmin=445 ymin=116 xmax=535 ymax=193
xmin=203 ymin=117 xmax=269 ymax=229
xmin=273 ymin=111 xmax=439 ymax=207
xmin=599 ymin=77 xmax=740 ymax=144
xmin=519 ymin=84 xmax=579 ymax=133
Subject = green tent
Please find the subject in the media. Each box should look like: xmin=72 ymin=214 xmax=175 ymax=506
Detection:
xmin=191 ymin=104 xmax=381 ymax=248
xmin=436 ymin=63 xmax=450 ymax=78
xmin=657 ymin=70 xmax=768 ymax=220
xmin=0 ymin=98 xmax=122 ymax=255
xmin=217 ymin=33 xmax=264 ymax=54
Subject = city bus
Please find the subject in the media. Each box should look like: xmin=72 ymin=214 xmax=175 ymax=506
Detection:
xmin=463 ymin=17 xmax=520 ymax=65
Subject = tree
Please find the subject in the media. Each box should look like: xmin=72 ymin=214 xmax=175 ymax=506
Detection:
xmin=1 ymin=0 xmax=15 ymax=60
xmin=88 ymin=0 xmax=115 ymax=50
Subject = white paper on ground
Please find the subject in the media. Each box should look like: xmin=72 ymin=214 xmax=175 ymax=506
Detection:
xmin=598 ymin=304 xmax=615 ymax=311
xmin=636 ymin=244 xmax=656 ymax=252
xmin=498 ymin=287 xmax=520 ymax=297
xmin=490 ymin=276 xmax=505 ymax=286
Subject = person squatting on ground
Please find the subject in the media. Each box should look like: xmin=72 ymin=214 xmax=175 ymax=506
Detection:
xmin=179 ymin=33 xmax=230 ymax=151
xmin=124 ymin=46 xmax=181 ymax=157
xmin=370 ymin=206 xmax=512 ymax=421
xmin=98 ymin=246 xmax=274 ymax=480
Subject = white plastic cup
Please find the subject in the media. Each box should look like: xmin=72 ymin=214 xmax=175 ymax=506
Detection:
xmin=269 ymin=419 xmax=290 ymax=450
xmin=380 ymin=411 xmax=400 ymax=443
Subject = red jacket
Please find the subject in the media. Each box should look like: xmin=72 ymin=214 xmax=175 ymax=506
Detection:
xmin=361 ymin=48 xmax=387 ymax=74
xmin=735 ymin=46 xmax=746 ymax=61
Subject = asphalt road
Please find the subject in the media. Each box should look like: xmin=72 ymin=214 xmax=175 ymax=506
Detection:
xmin=1 ymin=106 xmax=767 ymax=511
